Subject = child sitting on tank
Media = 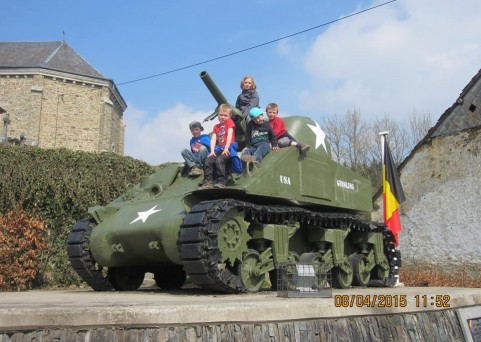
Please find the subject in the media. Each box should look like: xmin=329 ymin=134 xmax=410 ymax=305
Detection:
xmin=266 ymin=103 xmax=310 ymax=153
xmin=235 ymin=75 xmax=259 ymax=122
xmin=241 ymin=107 xmax=279 ymax=167
xmin=181 ymin=121 xmax=211 ymax=177
xmin=198 ymin=104 xmax=240 ymax=189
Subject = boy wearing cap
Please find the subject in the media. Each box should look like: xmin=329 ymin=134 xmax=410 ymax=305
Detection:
xmin=241 ymin=107 xmax=278 ymax=165
xmin=181 ymin=121 xmax=211 ymax=177
xmin=266 ymin=103 xmax=310 ymax=153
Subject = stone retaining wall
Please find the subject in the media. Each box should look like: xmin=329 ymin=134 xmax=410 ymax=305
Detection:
xmin=0 ymin=309 xmax=466 ymax=342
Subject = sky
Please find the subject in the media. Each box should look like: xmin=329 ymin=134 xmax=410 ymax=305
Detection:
xmin=2 ymin=0 xmax=481 ymax=165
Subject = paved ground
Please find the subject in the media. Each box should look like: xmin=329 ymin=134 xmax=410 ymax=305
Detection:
xmin=1 ymin=286 xmax=481 ymax=330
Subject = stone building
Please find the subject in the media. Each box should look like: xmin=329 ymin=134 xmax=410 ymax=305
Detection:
xmin=0 ymin=41 xmax=126 ymax=154
xmin=373 ymin=68 xmax=481 ymax=272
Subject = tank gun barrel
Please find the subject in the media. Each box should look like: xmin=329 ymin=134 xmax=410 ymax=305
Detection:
xmin=200 ymin=71 xmax=242 ymax=121
xmin=200 ymin=71 xmax=228 ymax=105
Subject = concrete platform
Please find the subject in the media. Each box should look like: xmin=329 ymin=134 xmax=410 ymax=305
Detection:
xmin=1 ymin=286 xmax=481 ymax=330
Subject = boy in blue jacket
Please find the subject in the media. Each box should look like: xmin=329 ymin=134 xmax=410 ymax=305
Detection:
xmin=181 ymin=121 xmax=210 ymax=177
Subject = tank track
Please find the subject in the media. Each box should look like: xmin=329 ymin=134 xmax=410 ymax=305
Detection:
xmin=66 ymin=218 xmax=113 ymax=291
xmin=178 ymin=199 xmax=399 ymax=293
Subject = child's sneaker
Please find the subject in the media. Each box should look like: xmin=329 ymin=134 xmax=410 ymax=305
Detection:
xmin=189 ymin=165 xmax=203 ymax=177
xmin=198 ymin=180 xmax=213 ymax=190
xmin=298 ymin=143 xmax=310 ymax=153
xmin=214 ymin=182 xmax=225 ymax=189
xmin=241 ymin=155 xmax=254 ymax=162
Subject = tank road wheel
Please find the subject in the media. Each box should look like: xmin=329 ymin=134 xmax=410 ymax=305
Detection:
xmin=331 ymin=262 xmax=353 ymax=289
xmin=299 ymin=252 xmax=323 ymax=264
xmin=107 ymin=267 xmax=145 ymax=291
xmin=298 ymin=252 xmax=330 ymax=289
xmin=349 ymin=253 xmax=371 ymax=286
xmin=154 ymin=265 xmax=186 ymax=290
xmin=269 ymin=252 xmax=300 ymax=290
xmin=239 ymin=250 xmax=264 ymax=292
xmin=371 ymin=265 xmax=389 ymax=281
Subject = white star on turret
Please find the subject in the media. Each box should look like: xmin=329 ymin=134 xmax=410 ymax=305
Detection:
xmin=307 ymin=121 xmax=328 ymax=153
xmin=130 ymin=205 xmax=162 ymax=224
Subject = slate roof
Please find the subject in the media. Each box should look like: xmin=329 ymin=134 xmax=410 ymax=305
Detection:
xmin=399 ymin=67 xmax=481 ymax=169
xmin=373 ymin=67 xmax=481 ymax=201
xmin=0 ymin=41 xmax=106 ymax=79
xmin=429 ymin=68 xmax=481 ymax=137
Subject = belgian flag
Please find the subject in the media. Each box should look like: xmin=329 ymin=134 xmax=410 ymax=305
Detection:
xmin=383 ymin=139 xmax=405 ymax=246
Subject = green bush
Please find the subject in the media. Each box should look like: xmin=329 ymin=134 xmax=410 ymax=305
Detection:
xmin=0 ymin=145 xmax=156 ymax=288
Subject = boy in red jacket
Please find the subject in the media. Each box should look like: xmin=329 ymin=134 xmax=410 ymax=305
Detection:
xmin=266 ymin=103 xmax=309 ymax=153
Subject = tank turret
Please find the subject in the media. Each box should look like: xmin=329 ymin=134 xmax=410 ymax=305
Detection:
xmin=67 ymin=71 xmax=400 ymax=294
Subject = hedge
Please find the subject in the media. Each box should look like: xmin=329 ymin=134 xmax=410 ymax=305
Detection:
xmin=0 ymin=145 xmax=156 ymax=289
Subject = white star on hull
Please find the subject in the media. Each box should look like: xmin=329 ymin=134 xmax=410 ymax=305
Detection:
xmin=130 ymin=205 xmax=162 ymax=224
xmin=307 ymin=121 xmax=328 ymax=153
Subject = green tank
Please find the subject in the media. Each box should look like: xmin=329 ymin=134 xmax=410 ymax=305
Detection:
xmin=67 ymin=71 xmax=400 ymax=293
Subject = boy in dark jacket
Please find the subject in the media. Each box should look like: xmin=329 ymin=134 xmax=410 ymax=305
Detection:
xmin=241 ymin=107 xmax=278 ymax=165
xmin=235 ymin=75 xmax=259 ymax=120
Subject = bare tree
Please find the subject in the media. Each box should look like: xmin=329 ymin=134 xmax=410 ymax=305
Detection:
xmin=321 ymin=109 xmax=371 ymax=176
xmin=341 ymin=109 xmax=371 ymax=173
xmin=319 ymin=108 xmax=435 ymax=192
xmin=371 ymin=114 xmax=410 ymax=165
xmin=408 ymin=109 xmax=435 ymax=147
xmin=320 ymin=113 xmax=344 ymax=164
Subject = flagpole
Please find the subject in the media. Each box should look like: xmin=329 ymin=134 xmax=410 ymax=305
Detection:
xmin=379 ymin=131 xmax=389 ymax=165
xmin=379 ymin=131 xmax=402 ymax=287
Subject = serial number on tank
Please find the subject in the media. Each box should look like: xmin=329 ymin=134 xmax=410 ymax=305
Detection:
xmin=333 ymin=294 xmax=451 ymax=308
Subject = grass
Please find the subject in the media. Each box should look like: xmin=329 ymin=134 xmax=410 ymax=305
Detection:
xmin=399 ymin=264 xmax=481 ymax=288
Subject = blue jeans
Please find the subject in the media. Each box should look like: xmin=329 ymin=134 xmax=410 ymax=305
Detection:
xmin=243 ymin=142 xmax=270 ymax=162
xmin=181 ymin=146 xmax=208 ymax=168
xmin=277 ymin=133 xmax=297 ymax=147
